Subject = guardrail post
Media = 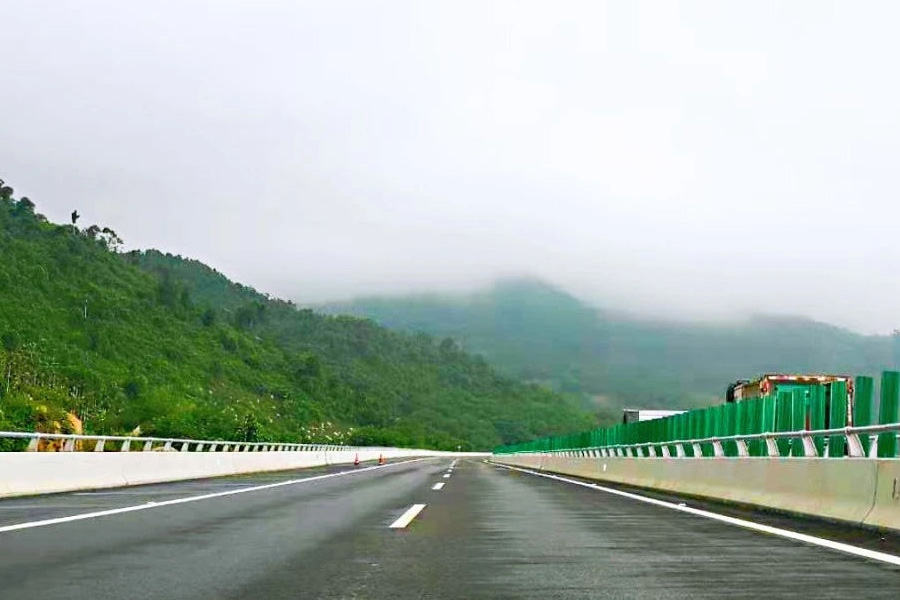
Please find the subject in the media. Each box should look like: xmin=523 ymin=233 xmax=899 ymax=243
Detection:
xmin=846 ymin=430 xmax=866 ymax=458
xmin=93 ymin=439 xmax=105 ymax=452
xmin=26 ymin=437 xmax=39 ymax=452
xmin=63 ymin=438 xmax=75 ymax=452
xmin=143 ymin=441 xmax=153 ymax=451
xmin=660 ymin=445 xmax=671 ymax=458
xmin=210 ymin=444 xmax=218 ymax=452
xmin=195 ymin=444 xmax=204 ymax=452
xmin=764 ymin=435 xmax=779 ymax=457
xmin=163 ymin=441 xmax=173 ymax=452
xmin=648 ymin=445 xmax=657 ymax=457
xmin=180 ymin=442 xmax=190 ymax=452
xmin=712 ymin=440 xmax=725 ymax=458
xmin=675 ymin=443 xmax=686 ymax=458
xmin=801 ymin=432 xmax=818 ymax=457
xmin=691 ymin=442 xmax=703 ymax=457
xmin=735 ymin=439 xmax=750 ymax=457
xmin=120 ymin=439 xmax=131 ymax=452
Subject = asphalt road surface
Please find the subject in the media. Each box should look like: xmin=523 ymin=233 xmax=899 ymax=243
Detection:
xmin=1 ymin=458 xmax=898 ymax=599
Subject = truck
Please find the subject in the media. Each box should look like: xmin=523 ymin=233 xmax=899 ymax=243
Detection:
xmin=724 ymin=373 xmax=854 ymax=427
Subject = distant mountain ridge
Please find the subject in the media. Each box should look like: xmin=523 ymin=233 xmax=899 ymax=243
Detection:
xmin=323 ymin=278 xmax=898 ymax=419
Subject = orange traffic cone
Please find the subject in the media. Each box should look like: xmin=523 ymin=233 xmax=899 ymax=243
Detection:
xmin=378 ymin=454 xmax=385 ymax=465
xmin=354 ymin=453 xmax=360 ymax=466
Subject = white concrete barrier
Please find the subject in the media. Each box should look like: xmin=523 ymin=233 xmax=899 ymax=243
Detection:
xmin=491 ymin=455 xmax=893 ymax=530
xmin=0 ymin=449 xmax=488 ymax=498
xmin=864 ymin=461 xmax=900 ymax=530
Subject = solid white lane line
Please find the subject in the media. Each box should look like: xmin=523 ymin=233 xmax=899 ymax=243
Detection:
xmin=491 ymin=463 xmax=900 ymax=567
xmin=0 ymin=505 xmax=110 ymax=510
xmin=72 ymin=483 xmax=251 ymax=495
xmin=432 ymin=482 xmax=445 ymax=491
xmin=71 ymin=489 xmax=247 ymax=496
xmin=0 ymin=459 xmax=430 ymax=535
xmin=389 ymin=503 xmax=427 ymax=528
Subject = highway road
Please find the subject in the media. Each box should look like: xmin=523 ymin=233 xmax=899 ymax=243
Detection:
xmin=1 ymin=458 xmax=899 ymax=599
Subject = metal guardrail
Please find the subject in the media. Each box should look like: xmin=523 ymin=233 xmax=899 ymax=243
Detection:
xmin=0 ymin=431 xmax=388 ymax=453
xmin=500 ymin=423 xmax=900 ymax=459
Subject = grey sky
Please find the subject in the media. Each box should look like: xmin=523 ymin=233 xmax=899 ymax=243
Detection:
xmin=2 ymin=1 xmax=899 ymax=334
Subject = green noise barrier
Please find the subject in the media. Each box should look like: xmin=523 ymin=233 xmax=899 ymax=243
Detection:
xmin=494 ymin=371 xmax=900 ymax=457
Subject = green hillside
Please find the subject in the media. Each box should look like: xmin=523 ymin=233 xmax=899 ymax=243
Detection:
xmin=0 ymin=183 xmax=593 ymax=450
xmin=325 ymin=279 xmax=898 ymax=419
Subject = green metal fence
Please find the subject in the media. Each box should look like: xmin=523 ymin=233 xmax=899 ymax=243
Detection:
xmin=494 ymin=371 xmax=900 ymax=456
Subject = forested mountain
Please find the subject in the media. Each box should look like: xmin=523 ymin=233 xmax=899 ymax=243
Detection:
xmin=326 ymin=279 xmax=899 ymax=419
xmin=0 ymin=183 xmax=593 ymax=450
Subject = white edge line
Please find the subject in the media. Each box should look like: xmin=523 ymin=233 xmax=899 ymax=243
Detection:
xmin=443 ymin=473 xmax=451 ymax=478
xmin=491 ymin=462 xmax=900 ymax=567
xmin=432 ymin=482 xmax=445 ymax=490
xmin=0 ymin=458 xmax=430 ymax=535
xmin=389 ymin=503 xmax=427 ymax=528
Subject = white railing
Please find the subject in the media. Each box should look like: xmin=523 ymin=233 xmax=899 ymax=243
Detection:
xmin=501 ymin=423 xmax=900 ymax=460
xmin=0 ymin=430 xmax=384 ymax=453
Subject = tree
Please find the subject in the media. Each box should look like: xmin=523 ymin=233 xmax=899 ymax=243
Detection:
xmin=0 ymin=180 xmax=13 ymax=201
xmin=237 ymin=413 xmax=259 ymax=442
xmin=201 ymin=308 xmax=217 ymax=327
xmin=14 ymin=197 xmax=34 ymax=215
xmin=157 ymin=269 xmax=179 ymax=308
xmin=99 ymin=227 xmax=123 ymax=252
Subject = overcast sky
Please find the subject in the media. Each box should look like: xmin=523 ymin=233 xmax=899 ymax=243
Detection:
xmin=2 ymin=1 xmax=899 ymax=334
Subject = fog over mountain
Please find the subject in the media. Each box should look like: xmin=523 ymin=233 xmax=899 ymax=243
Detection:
xmin=3 ymin=2 xmax=900 ymax=333
xmin=326 ymin=278 xmax=900 ymax=417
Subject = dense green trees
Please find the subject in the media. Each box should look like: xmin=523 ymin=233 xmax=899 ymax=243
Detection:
xmin=0 ymin=185 xmax=593 ymax=449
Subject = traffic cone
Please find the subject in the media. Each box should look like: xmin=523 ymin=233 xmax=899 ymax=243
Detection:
xmin=353 ymin=453 xmax=360 ymax=466
xmin=378 ymin=454 xmax=385 ymax=465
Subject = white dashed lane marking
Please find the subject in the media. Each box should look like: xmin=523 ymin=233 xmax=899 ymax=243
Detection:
xmin=389 ymin=504 xmax=427 ymax=529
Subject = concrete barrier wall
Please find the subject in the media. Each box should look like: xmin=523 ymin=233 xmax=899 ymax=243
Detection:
xmin=866 ymin=461 xmax=900 ymax=530
xmin=0 ymin=449 xmax=478 ymax=498
xmin=491 ymin=455 xmax=900 ymax=531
